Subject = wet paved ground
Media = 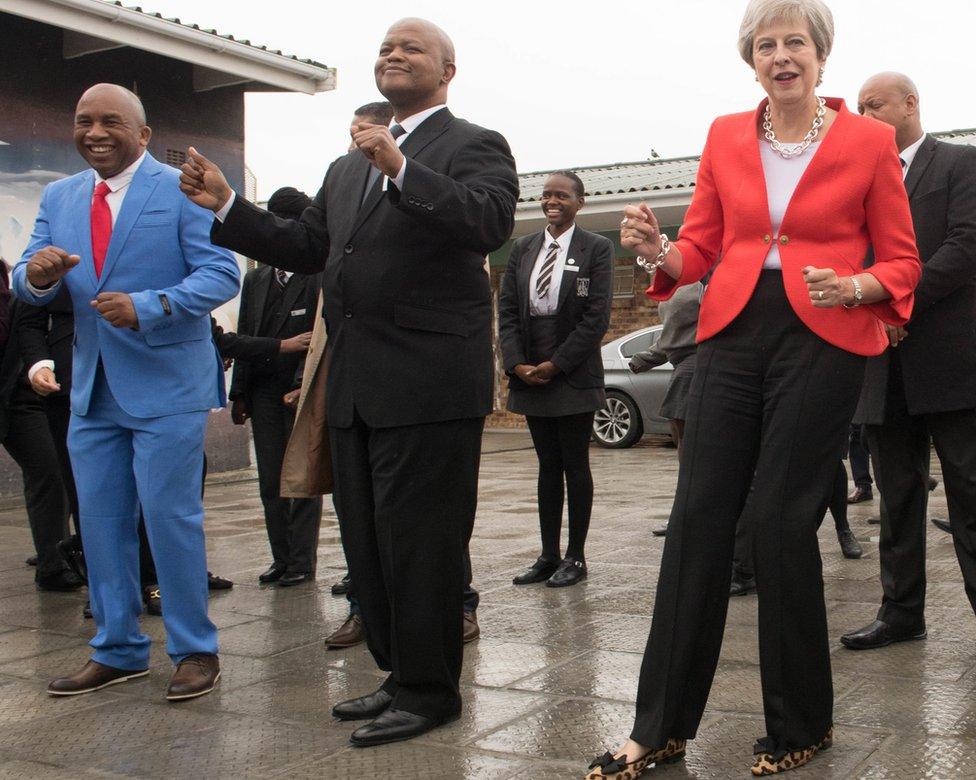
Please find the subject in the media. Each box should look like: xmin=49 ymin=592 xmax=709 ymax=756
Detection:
xmin=0 ymin=430 xmax=975 ymax=778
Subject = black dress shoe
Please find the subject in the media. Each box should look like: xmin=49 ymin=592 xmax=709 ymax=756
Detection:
xmin=57 ymin=535 xmax=87 ymax=582
xmin=931 ymin=517 xmax=952 ymax=534
xmin=36 ymin=570 xmax=84 ymax=591
xmin=840 ymin=619 xmax=926 ymax=650
xmin=928 ymin=477 xmax=938 ymax=492
xmin=83 ymin=600 xmax=92 ymax=619
xmin=278 ymin=571 xmax=313 ymax=587
xmin=651 ymin=525 xmax=668 ymax=537
xmin=143 ymin=585 xmax=162 ymax=616
xmin=512 ymin=556 xmax=560 ymax=585
xmin=730 ymin=573 xmax=756 ymax=597
xmin=258 ymin=563 xmax=286 ymax=584
xmin=847 ymin=486 xmax=873 ymax=504
xmin=332 ymin=687 xmax=394 ymax=721
xmin=867 ymin=515 xmax=881 ymax=525
xmin=837 ymin=529 xmax=863 ymax=559
xmin=26 ymin=555 xmax=38 ymax=567
xmin=349 ymin=708 xmax=456 ymax=747
xmin=207 ymin=572 xmax=234 ymax=590
xmin=331 ymin=573 xmax=352 ymax=596
xmin=546 ymin=557 xmax=587 ymax=588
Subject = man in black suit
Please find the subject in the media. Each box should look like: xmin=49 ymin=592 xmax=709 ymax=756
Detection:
xmin=842 ymin=73 xmax=976 ymax=650
xmin=179 ymin=18 xmax=518 ymax=745
xmin=228 ymin=187 xmax=321 ymax=587
xmin=1 ymin=295 xmax=81 ymax=591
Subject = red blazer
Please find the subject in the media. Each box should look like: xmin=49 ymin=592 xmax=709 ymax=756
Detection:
xmin=649 ymin=98 xmax=921 ymax=356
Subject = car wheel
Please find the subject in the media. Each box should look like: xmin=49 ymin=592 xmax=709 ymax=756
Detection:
xmin=593 ymin=391 xmax=643 ymax=449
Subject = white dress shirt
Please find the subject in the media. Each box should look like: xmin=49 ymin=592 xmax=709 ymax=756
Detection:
xmin=529 ymin=224 xmax=576 ymax=316
xmin=27 ymin=152 xmax=148 ymax=380
xmin=899 ymin=133 xmax=926 ymax=180
xmin=759 ymin=140 xmax=821 ymax=270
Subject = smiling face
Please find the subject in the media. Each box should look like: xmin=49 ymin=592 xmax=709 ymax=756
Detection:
xmin=73 ymin=85 xmax=151 ymax=179
xmin=540 ymin=174 xmax=583 ymax=233
xmin=374 ymin=20 xmax=456 ymax=116
xmin=752 ymin=18 xmax=824 ymax=108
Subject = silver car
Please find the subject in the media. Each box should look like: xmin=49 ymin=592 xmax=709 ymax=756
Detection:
xmin=592 ymin=325 xmax=674 ymax=448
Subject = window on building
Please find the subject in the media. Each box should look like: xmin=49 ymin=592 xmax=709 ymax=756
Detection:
xmin=613 ymin=263 xmax=635 ymax=298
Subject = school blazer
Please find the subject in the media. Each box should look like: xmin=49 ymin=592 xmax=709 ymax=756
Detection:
xmin=649 ymin=98 xmax=922 ymax=357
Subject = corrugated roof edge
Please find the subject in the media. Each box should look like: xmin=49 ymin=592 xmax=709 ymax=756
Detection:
xmin=115 ymin=2 xmax=329 ymax=70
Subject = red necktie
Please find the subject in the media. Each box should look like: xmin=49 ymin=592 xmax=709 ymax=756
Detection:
xmin=91 ymin=181 xmax=112 ymax=278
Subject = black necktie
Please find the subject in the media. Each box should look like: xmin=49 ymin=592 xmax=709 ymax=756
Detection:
xmin=536 ymin=242 xmax=560 ymax=299
xmin=362 ymin=123 xmax=407 ymax=204
xmin=275 ymin=268 xmax=288 ymax=289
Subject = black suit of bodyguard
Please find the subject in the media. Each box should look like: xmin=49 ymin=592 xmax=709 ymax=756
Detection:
xmin=229 ymin=263 xmax=321 ymax=579
xmin=849 ymin=132 xmax=976 ymax=638
xmin=184 ymin=20 xmax=519 ymax=737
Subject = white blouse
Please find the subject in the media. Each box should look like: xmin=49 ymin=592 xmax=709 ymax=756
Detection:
xmin=759 ymin=140 xmax=821 ymax=269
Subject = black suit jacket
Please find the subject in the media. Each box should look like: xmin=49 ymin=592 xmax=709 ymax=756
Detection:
xmin=498 ymin=227 xmax=614 ymax=392
xmin=17 ymin=285 xmax=74 ymax=398
xmin=0 ymin=299 xmax=48 ymax=440
xmin=856 ymin=136 xmax=976 ymax=423
xmin=213 ymin=107 xmax=519 ymax=428
xmin=227 ymin=266 xmax=319 ymax=401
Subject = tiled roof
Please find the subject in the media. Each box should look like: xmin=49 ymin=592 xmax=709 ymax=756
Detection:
xmin=518 ymin=128 xmax=976 ymax=203
xmin=107 ymin=2 xmax=329 ymax=70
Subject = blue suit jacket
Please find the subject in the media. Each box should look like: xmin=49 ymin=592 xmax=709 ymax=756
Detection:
xmin=13 ymin=154 xmax=240 ymax=418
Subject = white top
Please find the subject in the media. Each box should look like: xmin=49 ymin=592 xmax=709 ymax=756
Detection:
xmin=759 ymin=140 xmax=820 ymax=269
xmin=900 ymin=132 xmax=926 ymax=180
xmin=529 ymin=224 xmax=576 ymax=316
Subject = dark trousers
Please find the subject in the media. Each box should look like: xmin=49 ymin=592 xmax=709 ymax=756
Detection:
xmin=250 ymin=381 xmax=323 ymax=574
xmin=329 ymin=412 xmax=484 ymax=720
xmin=632 ymin=272 xmax=864 ymax=752
xmin=347 ymin=548 xmax=479 ymax=616
xmin=868 ymin=353 xmax=976 ymax=627
xmin=849 ymin=424 xmax=872 ymax=488
xmin=44 ymin=395 xmax=80 ymax=538
xmin=4 ymin=386 xmax=69 ymax=578
xmin=733 ymin=459 xmax=851 ymax=581
xmin=525 ymin=411 xmax=596 ymax=561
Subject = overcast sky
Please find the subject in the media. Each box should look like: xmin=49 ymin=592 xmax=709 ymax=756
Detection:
xmin=144 ymin=0 xmax=975 ymax=199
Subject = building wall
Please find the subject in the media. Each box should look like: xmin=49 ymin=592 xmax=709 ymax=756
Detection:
xmin=0 ymin=12 xmax=251 ymax=496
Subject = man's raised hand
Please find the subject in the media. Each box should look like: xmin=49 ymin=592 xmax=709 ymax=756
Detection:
xmin=179 ymin=147 xmax=233 ymax=212
xmin=351 ymin=123 xmax=405 ymax=179
xmin=27 ymin=247 xmax=80 ymax=288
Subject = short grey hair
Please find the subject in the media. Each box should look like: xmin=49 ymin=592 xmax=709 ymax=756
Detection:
xmin=738 ymin=0 xmax=835 ymax=67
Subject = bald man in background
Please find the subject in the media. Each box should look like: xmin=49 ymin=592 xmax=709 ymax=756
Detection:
xmin=842 ymin=73 xmax=976 ymax=650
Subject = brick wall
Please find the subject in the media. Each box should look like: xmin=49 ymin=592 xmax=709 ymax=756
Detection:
xmin=486 ymin=256 xmax=662 ymax=428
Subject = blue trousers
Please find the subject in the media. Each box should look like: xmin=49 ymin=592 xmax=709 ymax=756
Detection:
xmin=69 ymin=368 xmax=218 ymax=669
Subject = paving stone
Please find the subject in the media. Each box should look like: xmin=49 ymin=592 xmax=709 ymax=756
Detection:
xmin=855 ymin=733 xmax=976 ymax=778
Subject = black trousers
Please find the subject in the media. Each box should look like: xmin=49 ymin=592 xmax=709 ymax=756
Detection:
xmin=525 ymin=411 xmax=596 ymax=561
xmin=250 ymin=380 xmax=323 ymax=574
xmin=632 ymin=272 xmax=864 ymax=752
xmin=44 ymin=395 xmax=80 ymax=538
xmin=329 ymin=412 xmax=484 ymax=719
xmin=868 ymin=353 xmax=976 ymax=627
xmin=4 ymin=386 xmax=69 ymax=578
xmin=848 ymin=424 xmax=873 ymax=489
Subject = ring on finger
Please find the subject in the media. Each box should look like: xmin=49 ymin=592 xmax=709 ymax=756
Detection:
xmin=818 ymin=290 xmax=825 ymax=300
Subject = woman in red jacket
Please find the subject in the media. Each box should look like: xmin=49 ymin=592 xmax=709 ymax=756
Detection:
xmin=586 ymin=1 xmax=920 ymax=778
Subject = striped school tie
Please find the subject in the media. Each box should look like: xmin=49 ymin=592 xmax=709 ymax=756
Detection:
xmin=536 ymin=242 xmax=560 ymax=298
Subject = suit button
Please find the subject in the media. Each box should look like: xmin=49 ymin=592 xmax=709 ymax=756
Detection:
xmin=344 ymin=244 xmax=354 ymax=254
xmin=780 ymin=235 xmax=789 ymax=244
xmin=426 ymin=204 xmax=433 ymax=211
xmin=763 ymin=234 xmax=771 ymax=243
xmin=344 ymin=311 xmax=353 ymax=319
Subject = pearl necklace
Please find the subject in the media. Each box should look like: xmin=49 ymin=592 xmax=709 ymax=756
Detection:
xmin=763 ymin=96 xmax=826 ymax=159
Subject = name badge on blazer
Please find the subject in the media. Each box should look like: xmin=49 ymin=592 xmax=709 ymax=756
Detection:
xmin=564 ymin=258 xmax=580 ymax=273
xmin=576 ymin=278 xmax=590 ymax=297
xmin=290 ymin=308 xmax=307 ymax=316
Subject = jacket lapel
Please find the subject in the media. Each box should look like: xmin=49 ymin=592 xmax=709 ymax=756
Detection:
xmin=97 ymin=155 xmax=162 ymax=290
xmin=348 ymin=108 xmax=454 ymax=240
xmin=904 ymin=135 xmax=938 ymax=200
xmin=557 ymin=228 xmax=587 ymax=312
xmin=250 ymin=267 xmax=272 ymax=334
xmin=71 ymin=171 xmax=99 ymax=290
xmin=276 ymin=275 xmax=306 ymax=335
xmin=519 ymin=232 xmax=545 ymax=321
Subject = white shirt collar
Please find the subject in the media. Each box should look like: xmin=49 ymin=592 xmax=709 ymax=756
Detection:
xmin=545 ymin=223 xmax=576 ymax=252
xmin=900 ymin=133 xmax=926 ymax=177
xmin=392 ymin=105 xmax=447 ymax=136
xmin=95 ymin=151 xmax=146 ymax=192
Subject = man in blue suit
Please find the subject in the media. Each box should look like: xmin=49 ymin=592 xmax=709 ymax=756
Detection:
xmin=12 ymin=84 xmax=240 ymax=700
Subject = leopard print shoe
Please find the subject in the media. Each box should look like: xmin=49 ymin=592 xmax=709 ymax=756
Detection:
xmin=750 ymin=727 xmax=833 ymax=776
xmin=585 ymin=738 xmax=686 ymax=779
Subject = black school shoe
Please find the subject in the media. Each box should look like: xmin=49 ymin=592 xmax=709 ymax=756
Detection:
xmin=546 ymin=557 xmax=587 ymax=588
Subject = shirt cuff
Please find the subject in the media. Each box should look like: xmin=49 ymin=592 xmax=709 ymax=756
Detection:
xmin=28 ymin=360 xmax=54 ymax=383
xmin=390 ymin=158 xmax=407 ymax=191
xmin=215 ymin=192 xmax=237 ymax=222
xmin=26 ymin=278 xmax=60 ymax=297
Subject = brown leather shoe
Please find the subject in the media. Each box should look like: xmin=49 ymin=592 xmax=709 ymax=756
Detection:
xmin=48 ymin=660 xmax=148 ymax=696
xmin=325 ymin=613 xmax=365 ymax=649
xmin=463 ymin=610 xmax=480 ymax=643
xmin=165 ymin=654 xmax=220 ymax=701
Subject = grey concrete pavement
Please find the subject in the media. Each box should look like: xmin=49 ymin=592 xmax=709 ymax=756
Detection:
xmin=0 ymin=431 xmax=974 ymax=778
